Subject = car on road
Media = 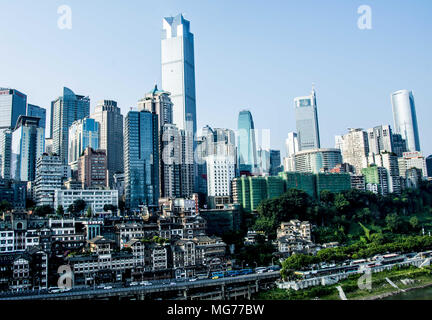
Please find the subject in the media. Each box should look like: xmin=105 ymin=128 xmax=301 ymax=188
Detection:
xmin=103 ymin=286 xmax=113 ymax=290
xmin=140 ymin=281 xmax=151 ymax=286
xmin=189 ymin=278 xmax=198 ymax=282
xmin=169 ymin=282 xmax=177 ymax=286
xmin=255 ymin=267 xmax=267 ymax=274
xmin=130 ymin=282 xmax=139 ymax=286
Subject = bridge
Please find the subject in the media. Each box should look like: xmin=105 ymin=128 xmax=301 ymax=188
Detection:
xmin=0 ymin=271 xmax=281 ymax=301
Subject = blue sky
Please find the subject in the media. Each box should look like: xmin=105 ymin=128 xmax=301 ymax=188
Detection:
xmin=0 ymin=0 xmax=431 ymax=156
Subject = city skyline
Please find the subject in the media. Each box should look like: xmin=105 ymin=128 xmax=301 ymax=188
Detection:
xmin=0 ymin=1 xmax=431 ymax=157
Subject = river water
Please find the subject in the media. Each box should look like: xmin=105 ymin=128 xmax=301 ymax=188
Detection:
xmin=383 ymin=286 xmax=432 ymax=300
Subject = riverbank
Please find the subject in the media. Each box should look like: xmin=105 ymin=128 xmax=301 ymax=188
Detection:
xmin=361 ymin=281 xmax=432 ymax=300
xmin=255 ymin=266 xmax=432 ymax=300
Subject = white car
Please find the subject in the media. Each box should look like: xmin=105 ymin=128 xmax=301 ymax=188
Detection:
xmin=103 ymin=286 xmax=113 ymax=290
xmin=189 ymin=278 xmax=198 ymax=282
xmin=140 ymin=281 xmax=151 ymax=286
xmin=169 ymin=282 xmax=177 ymax=286
xmin=130 ymin=282 xmax=139 ymax=286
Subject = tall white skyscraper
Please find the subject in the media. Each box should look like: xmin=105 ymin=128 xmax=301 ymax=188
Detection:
xmin=391 ymin=90 xmax=421 ymax=152
xmin=294 ymin=86 xmax=321 ymax=151
xmin=284 ymin=132 xmax=299 ymax=172
xmin=161 ymin=14 xmax=197 ymax=137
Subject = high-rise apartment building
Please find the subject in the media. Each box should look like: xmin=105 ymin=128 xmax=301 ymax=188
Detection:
xmin=206 ymin=153 xmax=236 ymax=202
xmin=339 ymin=128 xmax=369 ymax=174
xmin=294 ymin=87 xmax=320 ymax=151
xmin=237 ymin=110 xmax=257 ymax=173
xmin=68 ymin=117 xmax=99 ymax=170
xmin=51 ymin=87 xmax=90 ymax=164
xmin=90 ymin=100 xmax=124 ymax=186
xmin=398 ymin=151 xmax=428 ymax=178
xmin=124 ymin=110 xmax=159 ymax=210
xmin=362 ymin=165 xmax=389 ymax=195
xmin=34 ymin=154 xmax=71 ymax=207
xmin=78 ymin=147 xmax=108 ymax=189
xmin=368 ymin=152 xmax=401 ymax=194
xmin=11 ymin=116 xmax=45 ymax=182
xmin=391 ymin=90 xmax=421 ymax=152
xmin=367 ymin=125 xmax=393 ymax=155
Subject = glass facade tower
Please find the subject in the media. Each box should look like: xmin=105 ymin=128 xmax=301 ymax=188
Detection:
xmin=237 ymin=110 xmax=257 ymax=173
xmin=124 ymin=110 xmax=159 ymax=211
xmin=391 ymin=90 xmax=421 ymax=152
xmin=51 ymin=87 xmax=90 ymax=164
xmin=294 ymin=87 xmax=321 ymax=151
xmin=27 ymin=104 xmax=46 ymax=129
xmin=11 ymin=116 xmax=45 ymax=181
xmin=0 ymin=88 xmax=27 ymax=130
xmin=161 ymin=14 xmax=196 ymax=138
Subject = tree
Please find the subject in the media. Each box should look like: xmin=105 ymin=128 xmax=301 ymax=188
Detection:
xmin=409 ymin=216 xmax=420 ymax=231
xmin=67 ymin=199 xmax=87 ymax=216
xmin=103 ymin=204 xmax=117 ymax=212
xmin=26 ymin=199 xmax=36 ymax=210
xmin=385 ymin=213 xmax=402 ymax=233
xmin=0 ymin=200 xmax=12 ymax=213
xmin=56 ymin=205 xmax=65 ymax=216
xmin=33 ymin=205 xmax=54 ymax=217
xmin=86 ymin=206 xmax=92 ymax=218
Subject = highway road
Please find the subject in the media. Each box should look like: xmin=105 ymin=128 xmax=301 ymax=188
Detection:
xmin=0 ymin=271 xmax=281 ymax=300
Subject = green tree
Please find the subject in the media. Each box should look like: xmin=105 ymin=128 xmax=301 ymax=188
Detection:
xmin=0 ymin=200 xmax=12 ymax=213
xmin=86 ymin=206 xmax=92 ymax=218
xmin=67 ymin=199 xmax=87 ymax=216
xmin=33 ymin=205 xmax=54 ymax=217
xmin=409 ymin=216 xmax=420 ymax=230
xmin=56 ymin=205 xmax=65 ymax=216
xmin=385 ymin=213 xmax=402 ymax=233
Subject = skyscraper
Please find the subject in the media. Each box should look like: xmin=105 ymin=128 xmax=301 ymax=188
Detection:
xmin=160 ymin=123 xmax=181 ymax=198
xmin=78 ymin=147 xmax=108 ymax=189
xmin=51 ymin=87 xmax=90 ymax=164
xmin=27 ymin=104 xmax=47 ymax=129
xmin=68 ymin=117 xmax=99 ymax=169
xmin=269 ymin=150 xmax=282 ymax=176
xmin=161 ymin=14 xmax=197 ymax=138
xmin=257 ymin=148 xmax=270 ymax=175
xmin=11 ymin=116 xmax=45 ymax=182
xmin=237 ymin=110 xmax=257 ymax=173
xmin=90 ymin=100 xmax=124 ymax=186
xmin=124 ymin=110 xmax=159 ymax=210
xmin=339 ymin=128 xmax=369 ymax=174
xmin=294 ymin=87 xmax=321 ymax=151
xmin=138 ymin=85 xmax=173 ymax=130
xmin=0 ymin=129 xmax=12 ymax=179
xmin=0 ymin=88 xmax=27 ymax=130
xmin=366 ymin=125 xmax=393 ymax=155
xmin=284 ymin=132 xmax=299 ymax=172
xmin=391 ymin=90 xmax=421 ymax=152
